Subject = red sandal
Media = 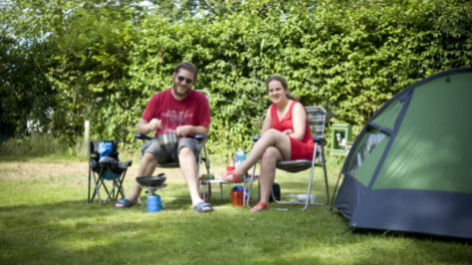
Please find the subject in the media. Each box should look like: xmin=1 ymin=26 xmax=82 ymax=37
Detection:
xmin=220 ymin=171 xmax=242 ymax=183
xmin=251 ymin=202 xmax=269 ymax=212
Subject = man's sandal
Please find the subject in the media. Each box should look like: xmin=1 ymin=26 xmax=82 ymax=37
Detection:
xmin=113 ymin=198 xmax=134 ymax=209
xmin=193 ymin=201 xmax=214 ymax=213
xmin=220 ymin=171 xmax=242 ymax=183
xmin=251 ymin=202 xmax=269 ymax=212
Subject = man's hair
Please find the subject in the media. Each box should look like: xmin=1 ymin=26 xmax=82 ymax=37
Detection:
xmin=174 ymin=62 xmax=198 ymax=83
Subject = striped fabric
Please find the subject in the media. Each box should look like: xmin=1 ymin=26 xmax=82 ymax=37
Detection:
xmin=306 ymin=106 xmax=326 ymax=138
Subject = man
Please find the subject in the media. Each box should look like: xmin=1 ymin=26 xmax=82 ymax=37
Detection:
xmin=114 ymin=62 xmax=213 ymax=212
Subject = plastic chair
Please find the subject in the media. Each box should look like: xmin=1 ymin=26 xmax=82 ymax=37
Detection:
xmin=134 ymin=90 xmax=211 ymax=200
xmin=247 ymin=106 xmax=330 ymax=210
xmin=88 ymin=140 xmax=132 ymax=205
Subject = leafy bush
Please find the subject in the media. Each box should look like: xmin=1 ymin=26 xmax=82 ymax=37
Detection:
xmin=3 ymin=0 xmax=471 ymax=156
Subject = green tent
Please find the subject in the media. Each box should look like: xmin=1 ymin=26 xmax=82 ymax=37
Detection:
xmin=332 ymin=68 xmax=472 ymax=239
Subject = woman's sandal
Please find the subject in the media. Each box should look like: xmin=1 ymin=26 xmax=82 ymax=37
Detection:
xmin=250 ymin=202 xmax=269 ymax=212
xmin=219 ymin=171 xmax=242 ymax=183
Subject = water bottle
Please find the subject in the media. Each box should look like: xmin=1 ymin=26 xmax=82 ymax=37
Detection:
xmin=284 ymin=194 xmax=318 ymax=204
xmin=235 ymin=151 xmax=246 ymax=168
xmin=235 ymin=150 xmax=246 ymax=180
xmin=147 ymin=194 xmax=162 ymax=213
xmin=285 ymin=194 xmax=299 ymax=203
xmin=298 ymin=194 xmax=317 ymax=204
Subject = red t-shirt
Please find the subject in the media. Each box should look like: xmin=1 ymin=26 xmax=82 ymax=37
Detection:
xmin=141 ymin=89 xmax=211 ymax=137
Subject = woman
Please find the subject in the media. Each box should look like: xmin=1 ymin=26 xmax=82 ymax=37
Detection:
xmin=220 ymin=76 xmax=314 ymax=211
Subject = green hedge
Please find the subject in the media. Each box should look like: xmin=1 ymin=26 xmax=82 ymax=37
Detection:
xmin=3 ymin=0 xmax=472 ymax=157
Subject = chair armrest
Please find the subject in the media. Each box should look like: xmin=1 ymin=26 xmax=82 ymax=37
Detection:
xmin=253 ymin=136 xmax=260 ymax=142
xmin=313 ymin=137 xmax=327 ymax=146
xmin=195 ymin=134 xmax=206 ymax=141
xmin=134 ymin=133 xmax=152 ymax=141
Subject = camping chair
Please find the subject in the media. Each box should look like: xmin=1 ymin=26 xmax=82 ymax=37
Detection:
xmin=247 ymin=106 xmax=330 ymax=210
xmin=134 ymin=90 xmax=211 ymax=201
xmin=88 ymin=140 xmax=132 ymax=205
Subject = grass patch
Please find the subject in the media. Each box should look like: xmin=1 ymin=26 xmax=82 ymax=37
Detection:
xmin=0 ymin=156 xmax=471 ymax=264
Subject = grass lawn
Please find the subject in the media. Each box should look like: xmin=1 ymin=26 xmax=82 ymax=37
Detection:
xmin=0 ymin=154 xmax=471 ymax=265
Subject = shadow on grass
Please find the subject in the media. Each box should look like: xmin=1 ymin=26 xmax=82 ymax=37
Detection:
xmin=1 ymin=199 xmax=331 ymax=264
xmin=348 ymin=229 xmax=472 ymax=265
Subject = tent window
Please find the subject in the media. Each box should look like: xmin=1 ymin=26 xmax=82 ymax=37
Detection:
xmin=346 ymin=130 xmax=388 ymax=177
xmin=371 ymin=100 xmax=403 ymax=132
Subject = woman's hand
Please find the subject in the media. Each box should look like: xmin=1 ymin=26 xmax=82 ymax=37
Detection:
xmin=282 ymin=129 xmax=293 ymax=136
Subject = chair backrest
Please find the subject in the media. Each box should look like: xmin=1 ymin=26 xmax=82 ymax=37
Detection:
xmin=305 ymin=106 xmax=327 ymax=138
xmin=196 ymin=89 xmax=210 ymax=100
xmin=89 ymin=140 xmax=119 ymax=161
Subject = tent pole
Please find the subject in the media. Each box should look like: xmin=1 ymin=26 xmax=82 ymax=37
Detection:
xmin=329 ymin=171 xmax=344 ymax=213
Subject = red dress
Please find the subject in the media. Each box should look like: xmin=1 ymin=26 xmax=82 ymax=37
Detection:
xmin=270 ymin=101 xmax=314 ymax=161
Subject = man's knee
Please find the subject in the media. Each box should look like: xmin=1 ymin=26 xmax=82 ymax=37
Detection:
xmin=142 ymin=152 xmax=157 ymax=165
xmin=178 ymin=146 xmax=195 ymax=158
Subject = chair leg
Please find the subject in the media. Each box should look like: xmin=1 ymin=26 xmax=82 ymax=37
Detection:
xmin=302 ymin=156 xmax=316 ymax=211
xmin=91 ymin=172 xmax=102 ymax=204
xmin=246 ymin=163 xmax=259 ymax=208
xmin=321 ymin=147 xmax=330 ymax=206
xmin=88 ymin=167 xmax=92 ymax=203
xmin=117 ymin=169 xmax=127 ymax=199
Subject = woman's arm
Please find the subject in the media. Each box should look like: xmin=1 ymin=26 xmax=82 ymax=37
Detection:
xmin=288 ymin=103 xmax=307 ymax=141
xmin=260 ymin=108 xmax=272 ymax=135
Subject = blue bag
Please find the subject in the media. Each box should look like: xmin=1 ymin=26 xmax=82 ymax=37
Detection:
xmin=98 ymin=141 xmax=113 ymax=163
xmin=98 ymin=141 xmax=120 ymax=180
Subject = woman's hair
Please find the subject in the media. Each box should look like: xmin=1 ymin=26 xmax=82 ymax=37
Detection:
xmin=265 ymin=75 xmax=297 ymax=100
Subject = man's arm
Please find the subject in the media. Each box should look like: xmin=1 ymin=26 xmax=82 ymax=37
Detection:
xmin=175 ymin=124 xmax=210 ymax=138
xmin=137 ymin=118 xmax=162 ymax=135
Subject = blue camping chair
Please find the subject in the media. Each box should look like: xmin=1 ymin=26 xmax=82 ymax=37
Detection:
xmin=88 ymin=140 xmax=132 ymax=205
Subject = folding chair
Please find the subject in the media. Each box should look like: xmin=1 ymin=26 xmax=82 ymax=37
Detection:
xmin=247 ymin=106 xmax=330 ymax=210
xmin=134 ymin=90 xmax=211 ymax=200
xmin=88 ymin=140 xmax=132 ymax=205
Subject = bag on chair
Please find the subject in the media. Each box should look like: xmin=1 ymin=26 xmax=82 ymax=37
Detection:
xmin=270 ymin=183 xmax=281 ymax=202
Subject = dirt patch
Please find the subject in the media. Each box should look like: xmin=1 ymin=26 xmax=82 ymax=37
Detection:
xmin=0 ymin=161 xmax=225 ymax=184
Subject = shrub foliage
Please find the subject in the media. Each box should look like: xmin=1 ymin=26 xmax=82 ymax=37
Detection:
xmin=2 ymin=0 xmax=471 ymax=155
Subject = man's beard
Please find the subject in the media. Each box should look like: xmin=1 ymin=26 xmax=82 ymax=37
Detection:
xmin=172 ymin=83 xmax=190 ymax=98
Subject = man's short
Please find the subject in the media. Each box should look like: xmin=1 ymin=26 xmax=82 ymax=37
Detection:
xmin=140 ymin=138 xmax=201 ymax=164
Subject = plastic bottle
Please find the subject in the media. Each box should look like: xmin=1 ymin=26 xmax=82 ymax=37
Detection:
xmin=235 ymin=151 xmax=246 ymax=168
xmin=285 ymin=194 xmax=299 ymax=203
xmin=298 ymin=194 xmax=317 ymax=204
xmin=235 ymin=150 xmax=246 ymax=180
xmin=284 ymin=194 xmax=318 ymax=204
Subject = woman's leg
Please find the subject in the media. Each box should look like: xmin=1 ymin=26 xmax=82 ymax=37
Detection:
xmin=257 ymin=147 xmax=283 ymax=207
xmin=220 ymin=129 xmax=291 ymax=182
xmin=235 ymin=129 xmax=291 ymax=176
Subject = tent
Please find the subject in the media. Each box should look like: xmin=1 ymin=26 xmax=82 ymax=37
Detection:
xmin=332 ymin=68 xmax=472 ymax=239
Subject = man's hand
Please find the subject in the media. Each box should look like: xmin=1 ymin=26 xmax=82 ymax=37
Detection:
xmin=282 ymin=129 xmax=293 ymax=136
xmin=175 ymin=125 xmax=192 ymax=137
xmin=148 ymin=118 xmax=162 ymax=131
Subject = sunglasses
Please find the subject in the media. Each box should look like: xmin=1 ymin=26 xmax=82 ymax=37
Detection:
xmin=177 ymin=76 xmax=193 ymax=84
